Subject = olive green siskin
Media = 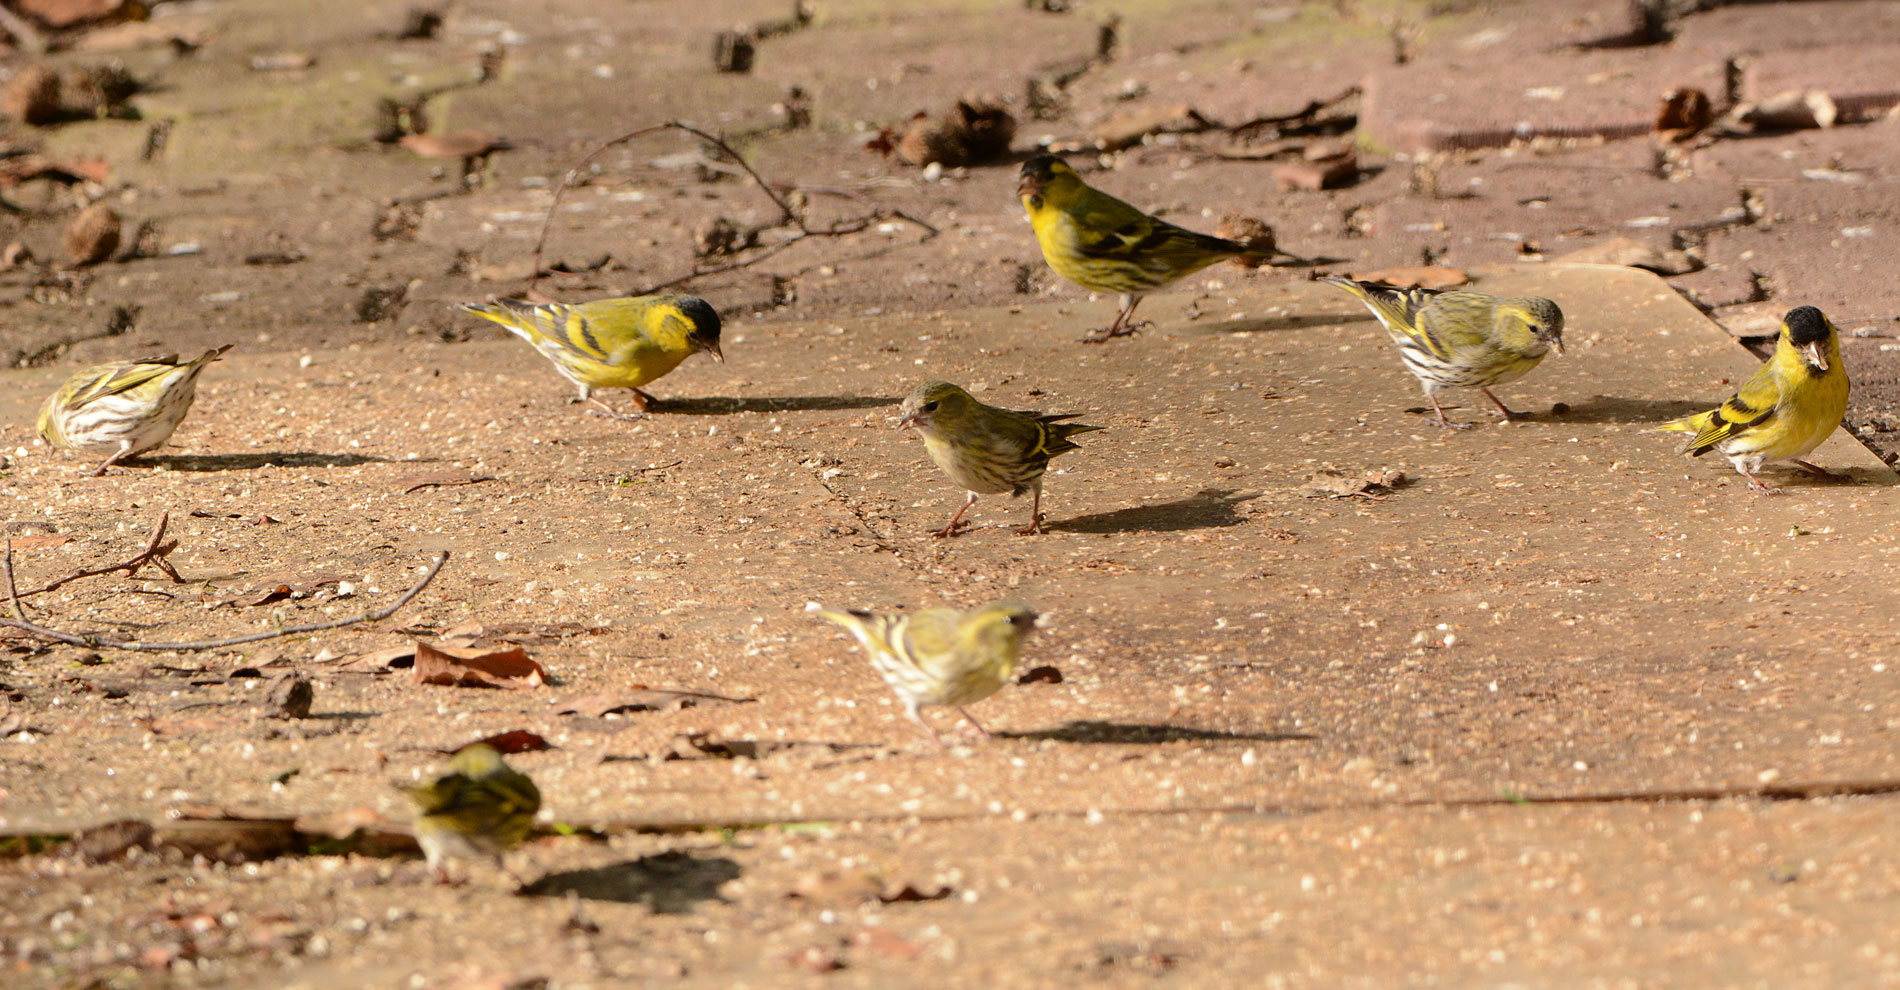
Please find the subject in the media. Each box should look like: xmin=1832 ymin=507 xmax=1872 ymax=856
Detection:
xmin=807 ymin=601 xmax=1037 ymax=746
xmin=1019 ymin=155 xmax=1269 ymax=342
xmin=898 ymin=380 xmax=1103 ymax=536
xmin=404 ymin=743 xmax=541 ymax=882
xmin=36 ymin=345 xmax=233 ymax=476
xmin=1660 ymin=305 xmax=1848 ymax=495
xmin=457 ymin=294 xmax=723 ymax=418
xmin=1321 ymin=277 xmax=1565 ymax=429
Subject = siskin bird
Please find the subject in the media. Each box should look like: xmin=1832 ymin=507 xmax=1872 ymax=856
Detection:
xmin=807 ymin=601 xmax=1037 ymax=746
xmin=405 ymin=744 xmax=541 ymax=882
xmin=457 ymin=294 xmax=723 ymax=418
xmin=1321 ymin=277 xmax=1565 ymax=429
xmin=899 ymin=380 xmax=1102 ymax=536
xmin=37 ymin=345 xmax=233 ymax=476
xmin=1019 ymin=155 xmax=1268 ymax=342
xmin=1660 ymin=305 xmax=1848 ymax=495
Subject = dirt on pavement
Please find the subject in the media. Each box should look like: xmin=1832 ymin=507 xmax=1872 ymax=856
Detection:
xmin=5 ymin=2 xmax=1900 ymax=988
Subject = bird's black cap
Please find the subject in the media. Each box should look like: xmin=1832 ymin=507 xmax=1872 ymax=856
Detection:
xmin=1784 ymin=305 xmax=1831 ymax=345
xmin=674 ymin=295 xmax=722 ymax=350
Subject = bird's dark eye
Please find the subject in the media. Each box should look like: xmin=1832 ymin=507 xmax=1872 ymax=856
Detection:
xmin=921 ymin=401 xmax=939 ymax=413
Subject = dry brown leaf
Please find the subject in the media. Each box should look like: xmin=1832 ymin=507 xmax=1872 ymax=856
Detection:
xmin=1654 ymin=86 xmax=1712 ymax=141
xmin=155 ymin=814 xmax=299 ymax=864
xmin=1552 ymin=236 xmax=1697 ymax=276
xmin=789 ymin=869 xmax=884 ymax=906
xmin=1214 ymin=213 xmax=1276 ymax=268
xmin=1302 ymin=467 xmax=1405 ymax=499
xmin=878 ymin=881 xmax=954 ymax=903
xmin=895 ymin=97 xmax=1016 ymax=166
xmin=64 ymin=203 xmax=121 ymax=267
xmin=1017 ymin=665 xmax=1063 ymax=685
xmin=851 ymin=926 xmax=924 ymax=959
xmin=336 ymin=643 xmax=420 ymax=671
xmin=1089 ymin=103 xmax=1214 ymax=152
xmin=68 ymin=819 xmax=155 ymax=862
xmin=556 ymin=688 xmax=708 ymax=717
xmin=3 ymin=533 xmax=72 ymax=551
xmin=455 ymin=729 xmax=554 ymax=754
xmin=2 ymin=66 xmax=61 ymax=125
xmin=1273 ymin=150 xmax=1358 ymax=191
xmin=412 ymin=641 xmax=546 ymax=689
xmin=238 ymin=571 xmax=346 ymax=607
xmin=399 ymin=130 xmax=509 ymax=159
xmin=439 ymin=619 xmax=484 ymax=643
xmin=1346 ymin=266 xmax=1468 ymax=290
xmin=15 ymin=0 xmax=136 ymax=29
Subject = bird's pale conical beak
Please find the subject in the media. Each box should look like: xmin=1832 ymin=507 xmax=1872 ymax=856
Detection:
xmin=1800 ymin=340 xmax=1827 ymax=371
xmin=896 ymin=412 xmax=918 ymax=430
xmin=1018 ymin=174 xmax=1040 ymax=199
xmin=704 ymin=341 xmax=725 ymax=363
xmin=1551 ymin=337 xmax=1564 ymax=356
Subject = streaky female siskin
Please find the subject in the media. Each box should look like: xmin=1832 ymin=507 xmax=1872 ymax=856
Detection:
xmin=37 ymin=344 xmax=233 ymax=475
xmin=807 ymin=601 xmax=1037 ymax=746
xmin=899 ymin=380 xmax=1102 ymax=536
xmin=404 ymin=743 xmax=541 ymax=882
xmin=1660 ymin=304 xmax=1848 ymax=495
xmin=1321 ymin=277 xmax=1565 ymax=429
xmin=457 ymin=293 xmax=723 ymax=418
xmin=1019 ymin=155 xmax=1269 ymax=342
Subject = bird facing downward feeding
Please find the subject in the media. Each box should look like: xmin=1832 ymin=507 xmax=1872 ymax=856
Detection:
xmin=457 ymin=294 xmax=723 ymax=418
xmin=1321 ymin=277 xmax=1565 ymax=429
xmin=1660 ymin=305 xmax=1848 ymax=495
xmin=899 ymin=380 xmax=1103 ymax=536
xmin=1019 ymin=155 xmax=1266 ymax=342
xmin=405 ymin=743 xmax=542 ymax=883
xmin=37 ymin=345 xmax=233 ymax=476
xmin=807 ymin=601 xmax=1037 ymax=746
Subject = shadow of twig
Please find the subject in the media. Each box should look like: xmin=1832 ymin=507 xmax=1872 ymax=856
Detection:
xmin=1001 ymin=720 xmax=1314 ymax=745
xmin=523 ymin=850 xmax=740 ymax=912
xmin=143 ymin=452 xmax=391 ymax=472
xmin=1216 ymin=313 xmax=1351 ymax=335
xmin=657 ymin=395 xmax=897 ymax=415
xmin=1548 ymin=395 xmax=1709 ymax=425
xmin=1051 ymin=488 xmax=1260 ymax=535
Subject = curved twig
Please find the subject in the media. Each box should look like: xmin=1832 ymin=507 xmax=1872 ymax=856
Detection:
xmin=526 ymin=120 xmax=936 ymax=297
xmin=0 ymin=552 xmax=450 ymax=652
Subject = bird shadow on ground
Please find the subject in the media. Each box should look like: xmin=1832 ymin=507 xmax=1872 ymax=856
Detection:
xmin=1051 ymin=488 xmax=1260 ymax=534
xmin=1760 ymin=465 xmax=1898 ymax=489
xmin=140 ymin=452 xmax=390 ymax=472
xmin=657 ymin=395 xmax=897 ymax=415
xmin=1215 ymin=313 xmax=1352 ymax=335
xmin=1001 ymin=720 xmax=1314 ymax=745
xmin=1543 ymin=395 xmax=1709 ymax=424
xmin=523 ymin=850 xmax=741 ymax=912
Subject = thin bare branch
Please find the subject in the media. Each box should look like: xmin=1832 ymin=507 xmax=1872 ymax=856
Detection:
xmin=526 ymin=120 xmax=936 ymax=297
xmin=4 ymin=540 xmax=23 ymax=621
xmin=0 ymin=552 xmax=450 ymax=653
xmin=11 ymin=513 xmax=183 ymax=602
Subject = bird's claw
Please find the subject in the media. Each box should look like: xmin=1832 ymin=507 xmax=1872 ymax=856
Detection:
xmin=931 ymin=521 xmax=971 ymax=539
xmin=1012 ymin=516 xmax=1046 ymax=536
xmin=1080 ymin=320 xmax=1149 ymax=344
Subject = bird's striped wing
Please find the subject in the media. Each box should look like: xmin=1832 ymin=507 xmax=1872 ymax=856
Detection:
xmin=56 ymin=360 xmax=187 ymax=411
xmin=1029 ymin=413 xmax=1104 ymax=457
xmin=1678 ymin=387 xmax=1778 ymax=454
xmin=1076 ymin=216 xmax=1241 ymax=266
xmin=1328 ymin=280 xmax=1457 ymax=360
